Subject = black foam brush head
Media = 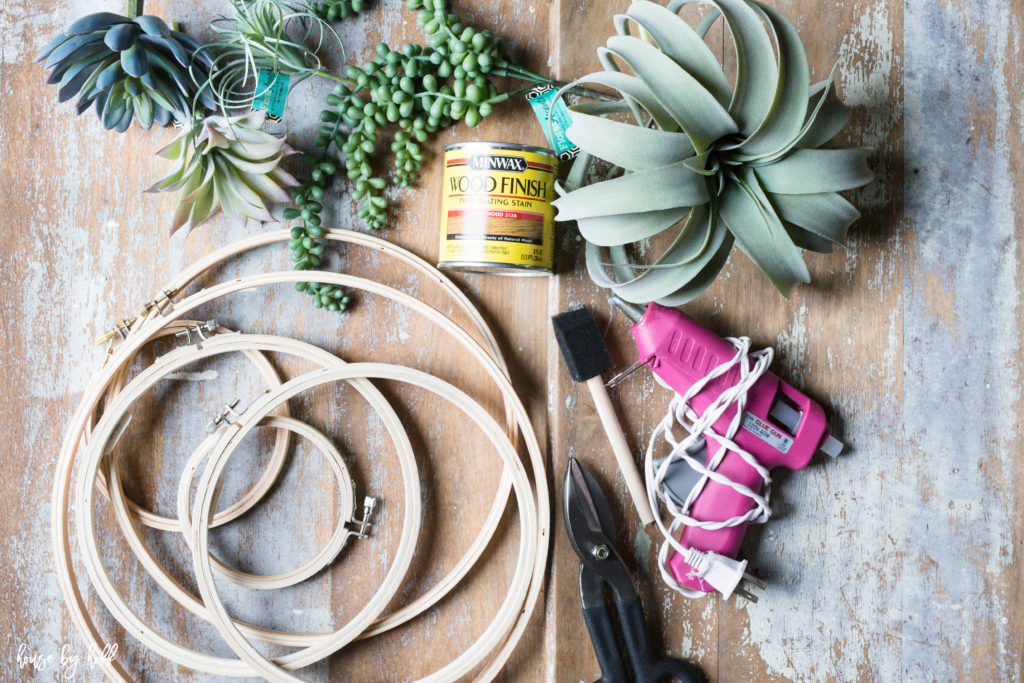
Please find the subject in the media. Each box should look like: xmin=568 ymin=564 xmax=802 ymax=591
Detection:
xmin=552 ymin=306 xmax=613 ymax=383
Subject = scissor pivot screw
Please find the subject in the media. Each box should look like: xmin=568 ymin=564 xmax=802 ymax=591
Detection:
xmin=591 ymin=545 xmax=610 ymax=560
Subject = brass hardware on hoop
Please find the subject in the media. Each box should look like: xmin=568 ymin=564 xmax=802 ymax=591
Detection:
xmin=94 ymin=318 xmax=138 ymax=346
xmin=138 ymin=288 xmax=179 ymax=317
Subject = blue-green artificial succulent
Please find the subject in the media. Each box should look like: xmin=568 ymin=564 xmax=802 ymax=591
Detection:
xmin=37 ymin=12 xmax=215 ymax=132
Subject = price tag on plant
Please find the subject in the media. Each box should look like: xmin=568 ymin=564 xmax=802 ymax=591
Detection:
xmin=251 ymin=70 xmax=290 ymax=122
xmin=526 ymin=86 xmax=579 ymax=160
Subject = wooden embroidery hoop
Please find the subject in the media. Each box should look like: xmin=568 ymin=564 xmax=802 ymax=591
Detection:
xmin=52 ymin=228 xmax=549 ymax=681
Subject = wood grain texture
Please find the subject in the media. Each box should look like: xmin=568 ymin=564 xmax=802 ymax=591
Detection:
xmin=0 ymin=0 xmax=1021 ymax=681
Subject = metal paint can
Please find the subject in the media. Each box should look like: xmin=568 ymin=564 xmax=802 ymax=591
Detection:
xmin=438 ymin=142 xmax=558 ymax=276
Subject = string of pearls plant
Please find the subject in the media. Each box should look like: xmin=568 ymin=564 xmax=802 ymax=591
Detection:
xmin=285 ymin=0 xmax=590 ymax=311
xmin=39 ymin=0 xmax=590 ymax=315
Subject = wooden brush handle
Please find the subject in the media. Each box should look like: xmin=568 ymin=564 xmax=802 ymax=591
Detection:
xmin=586 ymin=376 xmax=655 ymax=526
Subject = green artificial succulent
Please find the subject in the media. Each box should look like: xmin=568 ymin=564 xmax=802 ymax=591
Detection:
xmin=198 ymin=0 xmax=343 ymax=112
xmin=286 ymin=0 xmax=590 ymax=311
xmin=147 ymin=111 xmax=300 ymax=235
xmin=308 ymin=0 xmax=370 ymax=23
xmin=37 ymin=12 xmax=215 ymax=132
xmin=552 ymin=0 xmax=874 ymax=304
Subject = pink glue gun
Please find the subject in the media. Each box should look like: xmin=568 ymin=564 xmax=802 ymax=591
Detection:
xmin=609 ymin=298 xmax=843 ymax=600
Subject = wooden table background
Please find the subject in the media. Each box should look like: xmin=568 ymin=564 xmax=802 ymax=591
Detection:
xmin=1 ymin=0 xmax=1022 ymax=680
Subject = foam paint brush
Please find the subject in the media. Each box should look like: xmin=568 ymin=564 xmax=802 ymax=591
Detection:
xmin=552 ymin=306 xmax=655 ymax=526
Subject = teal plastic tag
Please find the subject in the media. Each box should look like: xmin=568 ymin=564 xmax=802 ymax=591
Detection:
xmin=251 ymin=70 xmax=290 ymax=121
xmin=526 ymin=85 xmax=579 ymax=161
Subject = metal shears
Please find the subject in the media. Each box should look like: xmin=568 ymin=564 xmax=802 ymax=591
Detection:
xmin=564 ymin=458 xmax=702 ymax=683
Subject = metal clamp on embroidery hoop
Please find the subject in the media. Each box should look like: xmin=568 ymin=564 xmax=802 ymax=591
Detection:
xmin=206 ymin=398 xmax=242 ymax=434
xmin=52 ymin=229 xmax=550 ymax=682
xmin=139 ymin=288 xmax=179 ymax=317
xmin=175 ymin=320 xmax=218 ymax=348
xmin=347 ymin=496 xmax=379 ymax=539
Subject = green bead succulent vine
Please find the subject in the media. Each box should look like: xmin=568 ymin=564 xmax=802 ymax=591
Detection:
xmin=308 ymin=0 xmax=370 ymax=23
xmin=37 ymin=0 xmax=602 ymax=315
xmin=283 ymin=0 xmax=593 ymax=312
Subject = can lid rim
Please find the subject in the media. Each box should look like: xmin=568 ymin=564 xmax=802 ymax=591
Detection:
xmin=443 ymin=141 xmax=557 ymax=159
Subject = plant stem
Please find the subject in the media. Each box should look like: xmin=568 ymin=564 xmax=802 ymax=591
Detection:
xmin=125 ymin=0 xmax=143 ymax=17
xmin=312 ymin=70 xmax=343 ymax=83
xmin=500 ymin=85 xmax=537 ymax=99
xmin=496 ymin=62 xmax=618 ymax=102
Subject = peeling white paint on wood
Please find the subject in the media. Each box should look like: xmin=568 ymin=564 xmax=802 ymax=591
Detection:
xmin=2 ymin=0 xmax=1022 ymax=681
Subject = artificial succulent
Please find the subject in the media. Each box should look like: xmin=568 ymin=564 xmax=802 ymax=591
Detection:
xmin=553 ymin=0 xmax=874 ymax=304
xmin=147 ymin=111 xmax=299 ymax=234
xmin=198 ymin=0 xmax=343 ymax=112
xmin=308 ymin=0 xmax=371 ymax=23
xmin=37 ymin=12 xmax=215 ymax=132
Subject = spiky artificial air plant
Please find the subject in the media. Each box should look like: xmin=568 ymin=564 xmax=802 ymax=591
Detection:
xmin=147 ymin=111 xmax=299 ymax=234
xmin=37 ymin=12 xmax=215 ymax=132
xmin=196 ymin=0 xmax=343 ymax=112
xmin=552 ymin=0 xmax=874 ymax=304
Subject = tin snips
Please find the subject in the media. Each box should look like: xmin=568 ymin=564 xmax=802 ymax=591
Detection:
xmin=563 ymin=458 xmax=702 ymax=683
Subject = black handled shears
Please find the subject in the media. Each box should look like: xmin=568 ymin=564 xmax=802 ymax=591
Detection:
xmin=564 ymin=458 xmax=702 ymax=683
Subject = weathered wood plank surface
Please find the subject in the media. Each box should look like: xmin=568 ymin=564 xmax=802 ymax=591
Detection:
xmin=1 ymin=0 xmax=1021 ymax=680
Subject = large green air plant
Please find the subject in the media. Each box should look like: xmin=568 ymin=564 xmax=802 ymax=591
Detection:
xmin=196 ymin=0 xmax=343 ymax=112
xmin=147 ymin=111 xmax=300 ymax=235
xmin=37 ymin=12 xmax=215 ymax=132
xmin=552 ymin=0 xmax=874 ymax=304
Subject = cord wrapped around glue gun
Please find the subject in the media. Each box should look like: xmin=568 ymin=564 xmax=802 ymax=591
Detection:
xmin=609 ymin=298 xmax=843 ymax=602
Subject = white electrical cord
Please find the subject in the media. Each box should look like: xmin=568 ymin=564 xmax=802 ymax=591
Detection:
xmin=51 ymin=229 xmax=550 ymax=681
xmin=644 ymin=336 xmax=775 ymax=598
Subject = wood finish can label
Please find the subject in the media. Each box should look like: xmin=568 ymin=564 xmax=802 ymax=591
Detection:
xmin=439 ymin=142 xmax=558 ymax=275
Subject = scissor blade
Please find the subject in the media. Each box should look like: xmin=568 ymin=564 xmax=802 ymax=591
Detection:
xmin=563 ymin=457 xmax=620 ymax=566
xmin=569 ymin=458 xmax=604 ymax=534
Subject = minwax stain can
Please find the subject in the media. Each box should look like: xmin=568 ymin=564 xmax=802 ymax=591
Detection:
xmin=438 ymin=142 xmax=558 ymax=275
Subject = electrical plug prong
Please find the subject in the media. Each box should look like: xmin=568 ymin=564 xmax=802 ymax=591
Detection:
xmin=742 ymin=572 xmax=766 ymax=591
xmin=732 ymin=571 xmax=766 ymax=603
xmin=733 ymin=585 xmax=759 ymax=603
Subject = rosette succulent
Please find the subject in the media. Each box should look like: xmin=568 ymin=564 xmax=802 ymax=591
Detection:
xmin=147 ymin=111 xmax=299 ymax=234
xmin=553 ymin=0 xmax=874 ymax=304
xmin=37 ymin=12 xmax=215 ymax=132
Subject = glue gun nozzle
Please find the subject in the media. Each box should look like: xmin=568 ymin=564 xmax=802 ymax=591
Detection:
xmin=608 ymin=296 xmax=644 ymax=324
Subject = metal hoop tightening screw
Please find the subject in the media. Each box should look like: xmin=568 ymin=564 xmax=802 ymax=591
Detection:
xmin=348 ymin=496 xmax=380 ymax=539
xmin=206 ymin=398 xmax=242 ymax=433
xmin=591 ymin=545 xmax=610 ymax=561
xmin=174 ymin=320 xmax=219 ymax=349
